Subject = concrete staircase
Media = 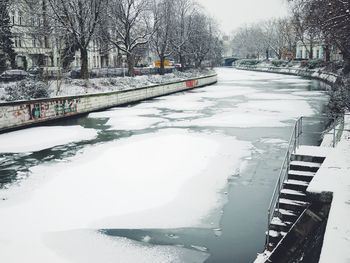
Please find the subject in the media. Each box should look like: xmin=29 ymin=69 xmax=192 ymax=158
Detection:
xmin=267 ymin=146 xmax=329 ymax=251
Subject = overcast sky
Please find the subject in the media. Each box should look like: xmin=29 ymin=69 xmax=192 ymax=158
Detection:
xmin=196 ymin=0 xmax=289 ymax=34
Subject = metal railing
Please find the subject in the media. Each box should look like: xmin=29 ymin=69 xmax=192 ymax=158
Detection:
xmin=265 ymin=114 xmax=345 ymax=248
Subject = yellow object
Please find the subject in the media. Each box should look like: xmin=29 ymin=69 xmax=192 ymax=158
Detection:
xmin=154 ymin=60 xmax=172 ymax=68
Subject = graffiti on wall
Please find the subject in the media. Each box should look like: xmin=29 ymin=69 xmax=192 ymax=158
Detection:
xmin=0 ymin=107 xmax=9 ymax=121
xmin=186 ymin=79 xmax=199 ymax=88
xmin=55 ymin=99 xmax=79 ymax=116
xmin=10 ymin=98 xmax=81 ymax=123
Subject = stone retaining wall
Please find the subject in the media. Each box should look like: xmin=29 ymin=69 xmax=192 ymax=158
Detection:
xmin=0 ymin=74 xmax=217 ymax=132
xmin=236 ymin=65 xmax=340 ymax=85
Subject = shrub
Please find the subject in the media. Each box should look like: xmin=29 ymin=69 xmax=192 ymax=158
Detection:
xmin=307 ymin=59 xmax=325 ymax=69
xmin=236 ymin=59 xmax=261 ymax=66
xmin=300 ymin=59 xmax=326 ymax=69
xmin=4 ymin=80 xmax=49 ymax=101
xmin=271 ymin=60 xmax=288 ymax=67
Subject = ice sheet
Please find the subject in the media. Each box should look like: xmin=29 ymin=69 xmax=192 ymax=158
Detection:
xmin=164 ymin=112 xmax=202 ymax=119
xmin=245 ymin=93 xmax=303 ymax=100
xmin=0 ymin=230 xmax=209 ymax=263
xmin=169 ymin=111 xmax=288 ymax=128
xmin=106 ymin=115 xmax=166 ymax=130
xmin=0 ymin=126 xmax=97 ymax=153
xmin=196 ymin=85 xmax=257 ymax=98
xmin=0 ymin=129 xmax=252 ymax=231
xmin=169 ymin=99 xmax=315 ymax=128
xmin=138 ymin=94 xmax=214 ymax=111
xmin=88 ymin=107 xmax=161 ymax=118
xmin=88 ymin=106 xmax=166 ymax=130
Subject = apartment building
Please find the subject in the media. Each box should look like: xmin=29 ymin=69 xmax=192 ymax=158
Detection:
xmin=295 ymin=40 xmax=343 ymax=61
xmin=8 ymin=0 xmax=122 ymax=72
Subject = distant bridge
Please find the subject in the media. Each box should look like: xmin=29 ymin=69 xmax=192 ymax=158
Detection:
xmin=223 ymin=57 xmax=240 ymax=67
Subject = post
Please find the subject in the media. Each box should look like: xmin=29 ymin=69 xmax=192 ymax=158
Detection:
xmin=123 ymin=59 xmax=126 ymax=77
xmin=266 ymin=210 xmax=270 ymax=247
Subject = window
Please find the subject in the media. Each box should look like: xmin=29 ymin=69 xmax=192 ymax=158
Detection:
xmin=19 ymin=11 xmax=23 ymax=25
xmin=14 ymin=36 xmax=22 ymax=48
xmin=93 ymin=56 xmax=96 ymax=68
xmin=32 ymin=36 xmax=36 ymax=48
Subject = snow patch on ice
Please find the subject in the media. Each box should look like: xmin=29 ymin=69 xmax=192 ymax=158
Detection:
xmin=164 ymin=112 xmax=202 ymax=119
xmin=89 ymin=107 xmax=161 ymax=118
xmin=0 ymin=129 xmax=252 ymax=232
xmin=0 ymin=230 xmax=209 ymax=263
xmin=170 ymin=99 xmax=315 ymax=128
xmin=245 ymin=93 xmax=303 ymax=100
xmin=88 ymin=106 xmax=166 ymax=130
xmin=260 ymin=138 xmax=288 ymax=145
xmin=0 ymin=126 xmax=97 ymax=153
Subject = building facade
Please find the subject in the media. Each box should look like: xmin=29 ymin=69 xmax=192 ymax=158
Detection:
xmin=8 ymin=0 xmax=123 ymax=72
xmin=295 ymin=40 xmax=343 ymax=61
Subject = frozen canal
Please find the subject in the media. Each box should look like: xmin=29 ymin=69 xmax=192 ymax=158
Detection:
xmin=0 ymin=68 xmax=329 ymax=262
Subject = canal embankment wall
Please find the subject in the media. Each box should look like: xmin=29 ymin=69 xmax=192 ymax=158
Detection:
xmin=235 ymin=65 xmax=340 ymax=85
xmin=0 ymin=74 xmax=217 ymax=132
xmin=306 ymin=114 xmax=350 ymax=263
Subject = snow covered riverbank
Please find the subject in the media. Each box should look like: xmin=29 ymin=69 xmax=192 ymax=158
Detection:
xmin=307 ymin=114 xmax=350 ymax=263
xmin=0 ymin=69 xmax=214 ymax=102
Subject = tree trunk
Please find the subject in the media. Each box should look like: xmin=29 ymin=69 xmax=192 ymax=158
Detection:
xmin=179 ymin=54 xmax=185 ymax=72
xmin=80 ymin=48 xmax=89 ymax=79
xmin=159 ymin=56 xmax=165 ymax=75
xmin=127 ymin=53 xmax=135 ymax=77
xmin=343 ymin=57 xmax=350 ymax=75
xmin=266 ymin=49 xmax=269 ymax=60
xmin=324 ymin=45 xmax=330 ymax=62
xmin=309 ymin=43 xmax=313 ymax=59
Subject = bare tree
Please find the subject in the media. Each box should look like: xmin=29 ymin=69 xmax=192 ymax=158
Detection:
xmin=231 ymin=24 xmax=267 ymax=59
xmin=106 ymin=0 xmax=155 ymax=77
xmin=47 ymin=0 xmax=105 ymax=79
xmin=304 ymin=0 xmax=350 ymax=73
xmin=289 ymin=0 xmax=321 ymax=60
xmin=151 ymin=0 xmax=175 ymax=75
xmin=260 ymin=18 xmax=297 ymax=60
xmin=186 ymin=13 xmax=219 ymax=67
xmin=171 ymin=0 xmax=196 ymax=70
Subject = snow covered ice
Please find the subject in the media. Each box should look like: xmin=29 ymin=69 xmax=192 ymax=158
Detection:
xmin=0 ymin=126 xmax=97 ymax=153
xmin=0 ymin=68 xmax=327 ymax=262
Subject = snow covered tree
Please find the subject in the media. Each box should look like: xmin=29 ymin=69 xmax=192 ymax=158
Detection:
xmin=151 ymin=0 xmax=175 ymax=75
xmin=0 ymin=0 xmax=16 ymax=71
xmin=170 ymin=0 xmax=196 ymax=70
xmin=305 ymin=0 xmax=350 ymax=73
xmin=47 ymin=0 xmax=106 ymax=79
xmin=288 ymin=0 xmax=350 ymax=73
xmin=186 ymin=14 xmax=220 ymax=67
xmin=106 ymin=0 xmax=155 ymax=77
xmin=231 ymin=25 xmax=267 ymax=59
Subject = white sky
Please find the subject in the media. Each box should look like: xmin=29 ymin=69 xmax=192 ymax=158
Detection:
xmin=196 ymin=0 xmax=289 ymax=34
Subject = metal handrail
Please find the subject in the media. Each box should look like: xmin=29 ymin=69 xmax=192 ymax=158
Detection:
xmin=265 ymin=114 xmax=345 ymax=248
xmin=265 ymin=117 xmax=302 ymax=247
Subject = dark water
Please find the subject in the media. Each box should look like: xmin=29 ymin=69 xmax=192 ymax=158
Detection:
xmin=0 ymin=68 xmax=329 ymax=262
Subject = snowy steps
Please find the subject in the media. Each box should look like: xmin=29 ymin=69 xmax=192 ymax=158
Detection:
xmin=267 ymin=145 xmax=329 ymax=251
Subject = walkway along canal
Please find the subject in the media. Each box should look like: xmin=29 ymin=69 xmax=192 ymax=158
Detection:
xmin=0 ymin=68 xmax=331 ymax=262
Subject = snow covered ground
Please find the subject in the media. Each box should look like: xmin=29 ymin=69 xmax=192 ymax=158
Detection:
xmin=0 ymin=69 xmax=214 ymax=102
xmin=0 ymin=68 xmax=327 ymax=262
xmin=307 ymin=114 xmax=350 ymax=263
